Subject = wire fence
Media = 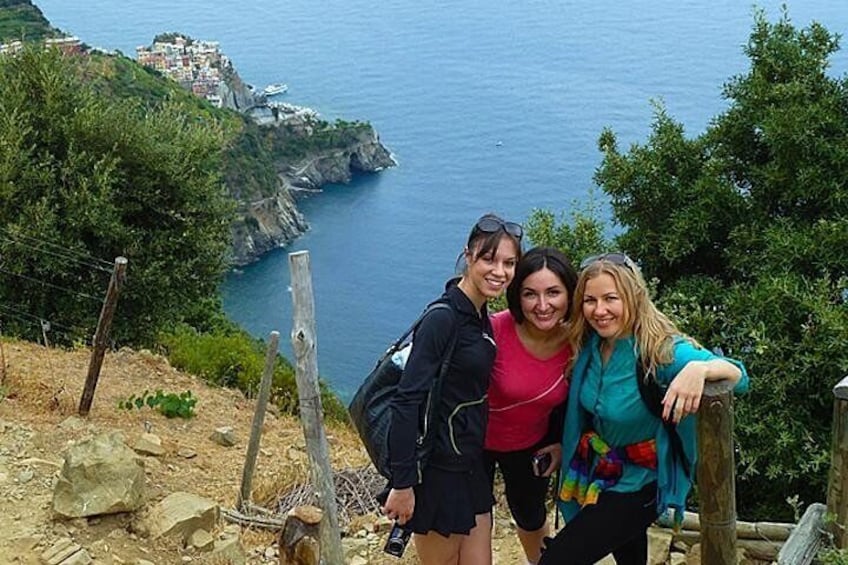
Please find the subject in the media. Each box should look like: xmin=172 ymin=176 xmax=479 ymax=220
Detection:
xmin=0 ymin=227 xmax=116 ymax=347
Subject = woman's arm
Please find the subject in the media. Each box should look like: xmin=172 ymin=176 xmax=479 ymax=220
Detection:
xmin=661 ymin=358 xmax=742 ymax=422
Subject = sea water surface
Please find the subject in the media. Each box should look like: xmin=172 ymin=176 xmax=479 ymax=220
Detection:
xmin=37 ymin=1 xmax=848 ymax=399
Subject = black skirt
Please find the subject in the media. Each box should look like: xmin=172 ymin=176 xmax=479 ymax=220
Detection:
xmin=406 ymin=457 xmax=494 ymax=537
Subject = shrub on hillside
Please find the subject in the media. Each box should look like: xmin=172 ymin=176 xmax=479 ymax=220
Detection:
xmin=158 ymin=325 xmax=348 ymax=422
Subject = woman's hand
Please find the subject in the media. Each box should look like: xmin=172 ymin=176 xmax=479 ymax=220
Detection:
xmin=381 ymin=487 xmax=415 ymax=525
xmin=662 ymin=359 xmax=744 ymax=423
xmin=535 ymin=443 xmax=562 ymax=477
xmin=662 ymin=361 xmax=707 ymax=423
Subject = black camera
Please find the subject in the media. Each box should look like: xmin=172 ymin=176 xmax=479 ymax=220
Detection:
xmin=384 ymin=522 xmax=412 ymax=557
xmin=532 ymin=452 xmax=552 ymax=476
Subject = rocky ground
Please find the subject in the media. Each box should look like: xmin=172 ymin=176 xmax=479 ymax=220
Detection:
xmin=0 ymin=340 xmax=778 ymax=565
xmin=0 ymin=340 xmax=532 ymax=564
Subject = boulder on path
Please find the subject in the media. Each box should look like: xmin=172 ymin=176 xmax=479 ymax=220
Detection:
xmin=144 ymin=491 xmax=219 ymax=542
xmin=52 ymin=432 xmax=145 ymax=518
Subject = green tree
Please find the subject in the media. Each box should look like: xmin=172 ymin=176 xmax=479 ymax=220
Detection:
xmin=0 ymin=46 xmax=233 ymax=345
xmin=533 ymin=9 xmax=848 ymax=519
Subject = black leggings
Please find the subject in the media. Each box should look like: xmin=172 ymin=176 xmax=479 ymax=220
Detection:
xmin=484 ymin=446 xmax=551 ymax=531
xmin=538 ymin=482 xmax=658 ymax=565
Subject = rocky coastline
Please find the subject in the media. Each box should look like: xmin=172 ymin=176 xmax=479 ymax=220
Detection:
xmin=229 ymin=124 xmax=395 ymax=265
xmin=227 ymin=112 xmax=396 ymax=265
xmin=135 ymin=32 xmax=397 ymax=266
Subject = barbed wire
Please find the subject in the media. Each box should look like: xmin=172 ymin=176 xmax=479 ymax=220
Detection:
xmin=0 ymin=266 xmax=104 ymax=302
xmin=0 ymin=229 xmax=116 ymax=273
xmin=0 ymin=303 xmax=82 ymax=334
xmin=0 ymin=308 xmax=91 ymax=346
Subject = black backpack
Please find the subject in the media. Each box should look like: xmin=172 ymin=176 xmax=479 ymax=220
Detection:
xmin=348 ymin=301 xmax=458 ymax=483
xmin=636 ymin=362 xmax=692 ymax=479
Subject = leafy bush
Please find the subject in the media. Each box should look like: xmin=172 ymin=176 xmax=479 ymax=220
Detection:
xmin=531 ymin=9 xmax=848 ymax=520
xmin=158 ymin=325 xmax=348 ymax=422
xmin=118 ymin=389 xmax=197 ymax=419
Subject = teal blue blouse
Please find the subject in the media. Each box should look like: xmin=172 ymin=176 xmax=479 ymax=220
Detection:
xmin=559 ymin=332 xmax=750 ymax=523
xmin=579 ymin=336 xmax=659 ymax=492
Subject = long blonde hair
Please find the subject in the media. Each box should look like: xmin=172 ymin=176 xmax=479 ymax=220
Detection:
xmin=567 ymin=258 xmax=696 ymax=374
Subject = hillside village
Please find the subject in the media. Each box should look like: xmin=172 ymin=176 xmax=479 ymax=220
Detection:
xmin=136 ymin=34 xmax=231 ymax=108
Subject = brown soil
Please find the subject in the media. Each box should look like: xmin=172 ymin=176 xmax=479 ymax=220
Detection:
xmin=0 ymin=340 xmax=528 ymax=564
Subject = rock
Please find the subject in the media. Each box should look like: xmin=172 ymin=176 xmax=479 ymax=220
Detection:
xmin=177 ymin=448 xmax=197 ymax=459
xmin=207 ymin=535 xmax=246 ymax=565
xmin=41 ymin=537 xmax=81 ymax=565
xmin=58 ymin=416 xmax=86 ymax=431
xmin=370 ymin=515 xmax=393 ymax=533
xmin=670 ymin=551 xmax=687 ymax=565
xmin=61 ymin=549 xmax=93 ymax=565
xmin=686 ymin=543 xmax=701 ymax=565
xmin=349 ymin=557 xmax=368 ymax=565
xmin=209 ymin=427 xmax=236 ymax=447
xmin=52 ymin=433 xmax=145 ymax=518
xmin=17 ymin=468 xmax=34 ymax=484
xmin=145 ymin=492 xmax=219 ymax=542
xmin=647 ymin=527 xmax=673 ymax=565
xmin=190 ymin=528 xmax=215 ymax=552
xmin=132 ymin=433 xmax=165 ymax=456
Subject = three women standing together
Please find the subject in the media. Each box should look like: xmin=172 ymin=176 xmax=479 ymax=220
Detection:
xmin=381 ymin=213 xmax=749 ymax=565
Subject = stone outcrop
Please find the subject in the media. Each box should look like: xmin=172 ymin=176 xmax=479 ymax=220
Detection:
xmin=219 ymin=64 xmax=262 ymax=113
xmin=52 ymin=432 xmax=145 ymax=518
xmin=230 ymin=120 xmax=395 ymax=265
xmin=231 ymin=189 xmax=308 ymax=266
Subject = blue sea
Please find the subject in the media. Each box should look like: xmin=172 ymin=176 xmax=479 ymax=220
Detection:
xmin=37 ymin=1 xmax=848 ymax=399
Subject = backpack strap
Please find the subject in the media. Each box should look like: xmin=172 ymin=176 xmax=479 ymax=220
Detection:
xmin=636 ymin=362 xmax=692 ymax=479
xmin=416 ymin=302 xmax=459 ymax=459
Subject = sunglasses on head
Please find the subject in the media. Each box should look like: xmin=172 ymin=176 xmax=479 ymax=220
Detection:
xmin=579 ymin=252 xmax=638 ymax=272
xmin=476 ymin=217 xmax=524 ymax=239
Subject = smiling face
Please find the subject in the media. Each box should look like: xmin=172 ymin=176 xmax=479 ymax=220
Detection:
xmin=461 ymin=236 xmax=519 ymax=307
xmin=519 ymin=267 xmax=569 ymax=333
xmin=582 ymin=272 xmax=629 ymax=340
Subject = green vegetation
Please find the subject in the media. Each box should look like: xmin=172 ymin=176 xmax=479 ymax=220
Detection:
xmin=530 ymin=9 xmax=848 ymax=521
xmin=0 ymin=0 xmax=56 ymax=43
xmin=159 ymin=324 xmax=348 ymax=422
xmin=0 ymin=10 xmax=381 ymax=412
xmin=0 ymin=46 xmax=234 ymax=346
xmin=118 ymin=389 xmax=198 ymax=419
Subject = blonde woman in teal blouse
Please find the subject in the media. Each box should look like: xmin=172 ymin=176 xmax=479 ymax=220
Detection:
xmin=538 ymin=253 xmax=749 ymax=565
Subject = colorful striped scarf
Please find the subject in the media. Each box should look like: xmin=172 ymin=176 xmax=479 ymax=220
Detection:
xmin=559 ymin=430 xmax=658 ymax=507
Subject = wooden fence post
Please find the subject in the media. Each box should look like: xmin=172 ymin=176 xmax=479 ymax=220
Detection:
xmin=288 ymin=250 xmax=344 ymax=565
xmin=237 ymin=331 xmax=280 ymax=510
xmin=827 ymin=375 xmax=848 ymax=548
xmin=79 ymin=256 xmax=128 ymax=417
xmin=697 ymin=378 xmax=738 ymax=564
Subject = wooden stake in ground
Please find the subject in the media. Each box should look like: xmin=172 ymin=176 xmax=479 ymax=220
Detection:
xmin=827 ymin=375 xmax=848 ymax=548
xmin=288 ymin=250 xmax=344 ymax=565
xmin=237 ymin=330 xmax=280 ymax=510
xmin=79 ymin=256 xmax=127 ymax=417
xmin=697 ymin=378 xmax=738 ymax=564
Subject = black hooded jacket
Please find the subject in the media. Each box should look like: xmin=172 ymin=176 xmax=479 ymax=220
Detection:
xmin=388 ymin=280 xmax=496 ymax=489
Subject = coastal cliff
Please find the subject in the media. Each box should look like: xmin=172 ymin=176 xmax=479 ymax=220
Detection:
xmin=228 ymin=112 xmax=396 ymax=265
xmin=135 ymin=32 xmax=397 ymax=265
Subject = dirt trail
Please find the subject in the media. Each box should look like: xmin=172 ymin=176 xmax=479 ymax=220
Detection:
xmin=0 ymin=341 xmax=528 ymax=564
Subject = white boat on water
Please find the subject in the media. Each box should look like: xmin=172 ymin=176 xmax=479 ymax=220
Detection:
xmin=262 ymin=83 xmax=288 ymax=96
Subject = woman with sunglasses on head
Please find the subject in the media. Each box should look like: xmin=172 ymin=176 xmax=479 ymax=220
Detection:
xmin=381 ymin=213 xmax=523 ymax=565
xmin=538 ymin=253 xmax=749 ymax=565
xmin=483 ymin=247 xmax=578 ymax=565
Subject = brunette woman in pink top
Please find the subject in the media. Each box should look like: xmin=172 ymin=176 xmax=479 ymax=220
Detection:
xmin=484 ymin=247 xmax=578 ymax=565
